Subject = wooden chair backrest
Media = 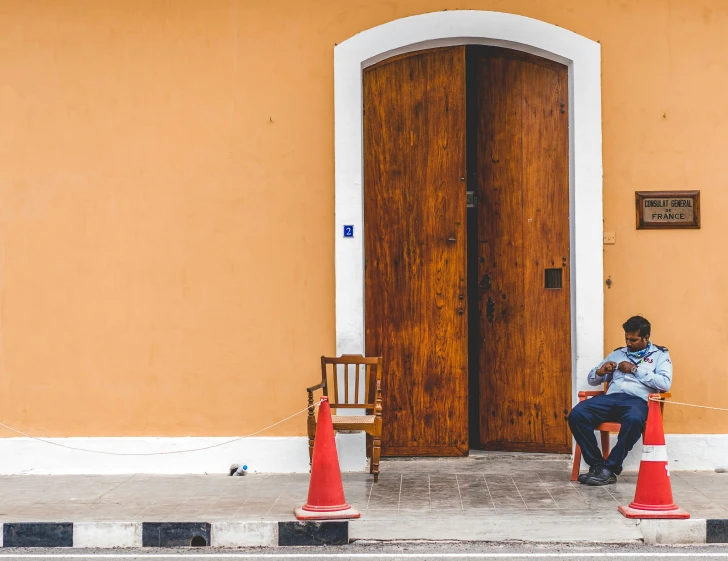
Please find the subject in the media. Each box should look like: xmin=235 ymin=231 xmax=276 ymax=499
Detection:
xmin=319 ymin=355 xmax=382 ymax=412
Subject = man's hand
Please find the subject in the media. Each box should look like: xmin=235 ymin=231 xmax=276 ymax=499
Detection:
xmin=617 ymin=361 xmax=636 ymax=374
xmin=597 ymin=361 xmax=617 ymax=377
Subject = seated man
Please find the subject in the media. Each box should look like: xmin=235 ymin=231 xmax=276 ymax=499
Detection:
xmin=568 ymin=315 xmax=672 ymax=486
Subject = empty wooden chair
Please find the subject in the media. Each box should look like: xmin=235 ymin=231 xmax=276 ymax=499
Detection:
xmin=306 ymin=355 xmax=383 ymax=482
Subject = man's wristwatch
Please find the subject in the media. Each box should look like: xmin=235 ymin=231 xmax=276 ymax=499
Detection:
xmin=630 ymin=365 xmax=638 ymax=374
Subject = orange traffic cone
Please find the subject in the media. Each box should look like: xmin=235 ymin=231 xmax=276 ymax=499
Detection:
xmin=294 ymin=396 xmax=360 ymax=520
xmin=618 ymin=394 xmax=689 ymax=519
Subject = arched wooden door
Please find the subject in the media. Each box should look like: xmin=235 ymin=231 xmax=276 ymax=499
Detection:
xmin=363 ymin=46 xmax=571 ymax=457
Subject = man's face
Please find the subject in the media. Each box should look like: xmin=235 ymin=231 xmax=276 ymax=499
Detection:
xmin=625 ymin=330 xmax=649 ymax=352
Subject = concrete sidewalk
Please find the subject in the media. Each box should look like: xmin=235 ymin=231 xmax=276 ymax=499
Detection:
xmin=1 ymin=453 xmax=727 ymax=546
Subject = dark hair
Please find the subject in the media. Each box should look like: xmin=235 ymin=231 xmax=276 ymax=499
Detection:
xmin=622 ymin=316 xmax=651 ymax=338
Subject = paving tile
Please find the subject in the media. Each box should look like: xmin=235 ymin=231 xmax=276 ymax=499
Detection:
xmin=361 ymin=509 xmax=402 ymax=520
xmin=484 ymin=475 xmax=527 ymax=510
xmin=685 ymin=508 xmax=728 ymax=519
xmin=536 ymin=481 xmax=589 ymax=509
xmin=234 ymin=504 xmax=277 ymax=517
xmin=134 ymin=506 xmax=180 ymax=518
xmin=535 ymin=472 xmax=571 ymax=484
xmin=511 ymin=477 xmax=558 ymax=510
xmin=396 ymin=508 xmax=437 ymax=517
xmin=430 ymin=475 xmax=463 ymax=511
xmin=493 ymin=506 xmax=530 ymax=513
xmin=366 ymin=474 xmax=401 ymax=511
xmin=398 ymin=474 xmax=430 ymax=510
xmin=457 ymin=474 xmax=493 ymax=510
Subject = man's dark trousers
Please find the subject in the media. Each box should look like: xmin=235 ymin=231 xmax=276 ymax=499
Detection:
xmin=568 ymin=393 xmax=648 ymax=475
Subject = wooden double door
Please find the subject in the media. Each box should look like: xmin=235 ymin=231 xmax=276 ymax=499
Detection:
xmin=363 ymin=46 xmax=571 ymax=456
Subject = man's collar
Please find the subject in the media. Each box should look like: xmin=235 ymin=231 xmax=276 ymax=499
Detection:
xmin=625 ymin=341 xmax=653 ymax=355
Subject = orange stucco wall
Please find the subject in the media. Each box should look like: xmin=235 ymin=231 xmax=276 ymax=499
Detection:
xmin=0 ymin=0 xmax=726 ymax=438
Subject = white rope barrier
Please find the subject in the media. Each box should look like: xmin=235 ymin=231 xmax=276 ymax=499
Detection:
xmin=2 ymin=396 xmax=721 ymax=457
xmin=0 ymin=399 xmax=323 ymax=456
xmin=649 ymin=396 xmax=728 ymax=412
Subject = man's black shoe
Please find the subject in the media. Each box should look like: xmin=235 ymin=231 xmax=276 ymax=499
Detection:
xmin=585 ymin=467 xmax=617 ymax=486
xmin=577 ymin=465 xmax=598 ymax=484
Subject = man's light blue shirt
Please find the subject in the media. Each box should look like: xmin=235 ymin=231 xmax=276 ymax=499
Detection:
xmin=587 ymin=342 xmax=672 ymax=401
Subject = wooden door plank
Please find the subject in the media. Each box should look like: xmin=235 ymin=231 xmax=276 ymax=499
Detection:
xmin=521 ymin=60 xmax=571 ymax=451
xmin=473 ymin=49 xmax=527 ymax=446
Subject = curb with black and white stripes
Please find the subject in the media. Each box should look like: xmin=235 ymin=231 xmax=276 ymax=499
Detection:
xmin=0 ymin=519 xmax=726 ymax=547
xmin=0 ymin=521 xmax=347 ymax=548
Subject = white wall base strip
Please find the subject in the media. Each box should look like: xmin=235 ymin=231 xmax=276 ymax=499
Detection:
xmin=0 ymin=433 xmax=366 ymax=475
xmin=622 ymin=434 xmax=728 ymax=471
xmin=4 ymin=432 xmax=725 ymax=475
xmin=640 ymin=445 xmax=668 ymax=462
xmin=639 ymin=519 xmax=707 ymax=545
xmin=73 ymin=522 xmax=143 ymax=548
xmin=577 ymin=434 xmax=728 ymax=471
xmin=211 ymin=522 xmax=278 ymax=548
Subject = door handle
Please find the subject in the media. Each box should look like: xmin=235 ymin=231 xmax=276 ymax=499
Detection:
xmin=447 ymin=238 xmax=457 ymax=243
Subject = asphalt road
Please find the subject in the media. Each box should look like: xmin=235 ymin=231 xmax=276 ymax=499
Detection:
xmin=1 ymin=543 xmax=728 ymax=560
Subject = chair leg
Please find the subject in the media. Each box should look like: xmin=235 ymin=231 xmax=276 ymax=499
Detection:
xmin=306 ymin=396 xmax=317 ymax=468
xmin=366 ymin=433 xmax=373 ymax=473
xmin=600 ymin=431 xmax=610 ymax=460
xmin=372 ymin=436 xmax=381 ymax=483
xmin=307 ymin=427 xmax=316 ymax=467
xmin=571 ymin=443 xmax=582 ymax=481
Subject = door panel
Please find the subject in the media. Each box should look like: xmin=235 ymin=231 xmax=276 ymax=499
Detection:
xmin=472 ymin=47 xmax=571 ymax=452
xmin=363 ymin=47 xmax=469 ymax=457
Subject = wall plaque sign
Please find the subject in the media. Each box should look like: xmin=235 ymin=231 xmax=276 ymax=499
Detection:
xmin=635 ymin=190 xmax=700 ymax=230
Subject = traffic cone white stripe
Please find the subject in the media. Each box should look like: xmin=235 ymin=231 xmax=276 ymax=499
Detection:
xmin=641 ymin=444 xmax=669 ymax=462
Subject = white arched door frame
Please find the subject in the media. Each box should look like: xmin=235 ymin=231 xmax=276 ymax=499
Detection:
xmin=333 ymin=10 xmax=604 ymax=411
